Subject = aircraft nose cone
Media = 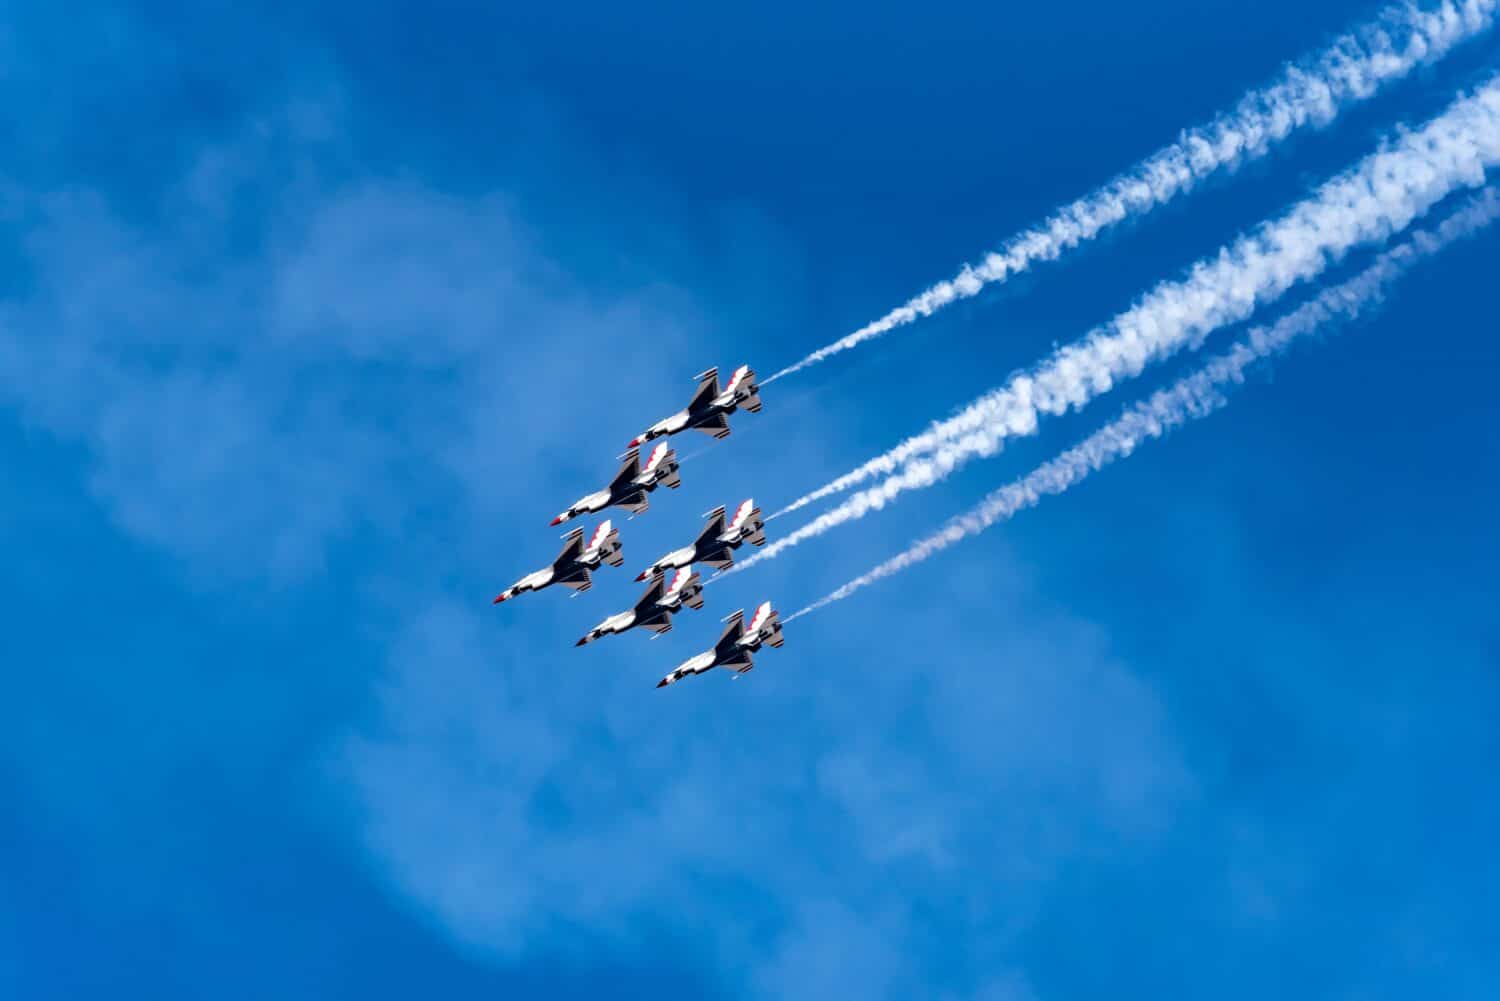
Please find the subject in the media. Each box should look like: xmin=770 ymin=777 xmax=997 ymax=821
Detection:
xmin=628 ymin=437 xmax=642 ymax=447
xmin=492 ymin=593 xmax=508 ymax=604
xmin=635 ymin=571 xmax=649 ymax=582
xmin=575 ymin=637 xmax=588 ymax=647
xmin=656 ymin=678 xmax=670 ymax=688
xmin=550 ymin=515 xmax=564 ymax=526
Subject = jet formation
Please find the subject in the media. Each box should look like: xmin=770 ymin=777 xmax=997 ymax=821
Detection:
xmin=491 ymin=364 xmax=784 ymax=689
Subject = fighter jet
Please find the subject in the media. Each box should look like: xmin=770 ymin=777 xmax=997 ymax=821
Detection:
xmin=552 ymin=443 xmax=681 ymax=525
xmin=656 ymin=601 xmax=784 ymax=688
xmin=576 ymin=567 xmax=705 ymax=646
xmin=635 ymin=499 xmax=766 ymax=581
xmin=492 ymin=520 xmax=624 ymax=604
xmin=629 ymin=365 xmax=761 ymax=447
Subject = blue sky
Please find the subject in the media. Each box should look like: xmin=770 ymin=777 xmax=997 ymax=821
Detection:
xmin=2 ymin=3 xmax=1498 ymax=998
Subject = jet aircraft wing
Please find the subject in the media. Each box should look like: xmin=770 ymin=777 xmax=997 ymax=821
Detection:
xmin=609 ymin=449 xmax=642 ymax=492
xmin=633 ymin=573 xmax=667 ymax=611
xmin=714 ymin=610 xmax=746 ymax=652
xmin=698 ymin=550 xmax=735 ymax=571
xmin=692 ymin=413 xmax=731 ymax=439
xmin=696 ymin=507 xmax=727 ymax=549
xmin=687 ymin=367 xmax=721 ymax=412
xmin=555 ymin=568 xmax=593 ymax=593
xmin=721 ymin=649 xmax=755 ymax=674
xmin=636 ymin=615 xmax=675 ymax=636
xmin=616 ymin=490 xmax=651 ymax=515
xmin=553 ymin=527 xmax=586 ymax=568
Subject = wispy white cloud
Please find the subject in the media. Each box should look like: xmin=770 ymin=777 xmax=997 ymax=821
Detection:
xmin=10 ymin=9 xmax=1495 ymax=1000
xmin=764 ymin=0 xmax=1498 ymax=383
xmin=746 ymin=78 xmax=1500 ymax=567
xmin=781 ymin=187 xmax=1500 ymax=623
xmin=0 ymin=106 xmax=700 ymax=577
xmin=347 ymin=569 xmax=1189 ymax=993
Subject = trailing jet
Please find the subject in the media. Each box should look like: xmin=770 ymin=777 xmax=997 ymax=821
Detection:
xmin=635 ymin=499 xmax=766 ymax=581
xmin=656 ymin=601 xmax=784 ymax=688
xmin=552 ymin=443 xmax=681 ymax=525
xmin=492 ymin=521 xmax=624 ymax=604
xmin=576 ymin=567 xmax=705 ymax=646
xmin=629 ymin=365 xmax=761 ymax=447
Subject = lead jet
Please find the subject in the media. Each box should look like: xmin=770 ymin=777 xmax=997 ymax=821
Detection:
xmin=552 ymin=443 xmax=681 ymax=526
xmin=492 ymin=521 xmax=624 ymax=604
xmin=656 ymin=601 xmax=784 ymax=688
xmin=635 ymin=499 xmax=766 ymax=581
xmin=629 ymin=365 xmax=761 ymax=447
xmin=576 ymin=567 xmax=705 ymax=646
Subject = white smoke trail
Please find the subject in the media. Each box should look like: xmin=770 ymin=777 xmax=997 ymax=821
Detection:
xmin=756 ymin=76 xmax=1500 ymax=558
xmin=781 ymin=188 xmax=1500 ymax=622
xmin=765 ymin=0 xmax=1497 ymax=385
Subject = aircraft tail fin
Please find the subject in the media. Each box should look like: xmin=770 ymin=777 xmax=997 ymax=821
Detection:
xmin=588 ymin=520 xmax=624 ymax=567
xmin=748 ymin=601 xmax=784 ymax=648
xmin=727 ymin=498 xmax=755 ymax=534
xmin=725 ymin=364 xmax=756 ymax=400
xmin=642 ymin=443 xmax=680 ymax=488
xmin=665 ymin=567 xmax=704 ymax=610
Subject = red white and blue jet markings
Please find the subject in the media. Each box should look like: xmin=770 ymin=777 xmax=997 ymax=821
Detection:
xmin=493 ymin=519 xmax=625 ymax=604
xmin=575 ymin=567 xmax=706 ymax=646
xmin=552 ymin=443 xmax=682 ymax=525
xmin=656 ymin=601 xmax=784 ymax=688
xmin=635 ymin=498 xmax=767 ymax=581
xmin=629 ymin=365 xmax=762 ymax=447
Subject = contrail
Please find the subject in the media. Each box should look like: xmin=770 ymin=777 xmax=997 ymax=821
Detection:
xmin=780 ymin=188 xmax=1500 ymax=623
xmin=753 ymin=76 xmax=1500 ymax=562
xmin=764 ymin=0 xmax=1497 ymax=385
